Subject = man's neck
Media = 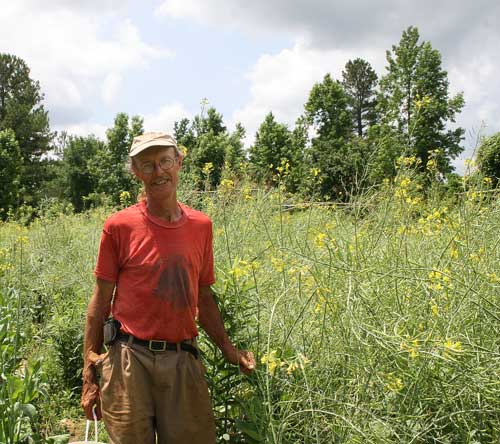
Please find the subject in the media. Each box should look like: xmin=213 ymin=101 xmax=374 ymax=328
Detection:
xmin=146 ymin=195 xmax=182 ymax=222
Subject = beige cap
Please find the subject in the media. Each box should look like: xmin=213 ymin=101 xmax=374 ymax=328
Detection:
xmin=129 ymin=132 xmax=178 ymax=157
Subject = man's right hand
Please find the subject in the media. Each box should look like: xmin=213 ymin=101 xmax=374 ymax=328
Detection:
xmin=82 ymin=278 xmax=115 ymax=421
xmin=81 ymin=351 xmax=106 ymax=420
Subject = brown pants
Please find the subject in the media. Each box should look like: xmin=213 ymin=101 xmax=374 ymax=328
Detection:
xmin=97 ymin=340 xmax=216 ymax=444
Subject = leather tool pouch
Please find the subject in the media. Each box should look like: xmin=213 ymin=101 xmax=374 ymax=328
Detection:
xmin=103 ymin=318 xmax=121 ymax=346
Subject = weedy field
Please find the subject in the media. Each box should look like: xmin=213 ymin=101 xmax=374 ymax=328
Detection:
xmin=0 ymin=171 xmax=499 ymax=443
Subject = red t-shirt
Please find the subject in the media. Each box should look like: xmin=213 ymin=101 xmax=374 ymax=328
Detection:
xmin=94 ymin=200 xmax=215 ymax=342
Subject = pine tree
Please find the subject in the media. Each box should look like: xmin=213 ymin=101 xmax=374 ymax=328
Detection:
xmin=342 ymin=58 xmax=378 ymax=137
xmin=0 ymin=53 xmax=52 ymax=203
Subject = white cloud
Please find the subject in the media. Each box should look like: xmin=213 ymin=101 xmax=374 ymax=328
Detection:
xmin=156 ymin=0 xmax=500 ymax=54
xmin=0 ymin=2 xmax=173 ymax=128
xmin=156 ymin=0 xmax=206 ymax=21
xmin=53 ymin=122 xmax=108 ymax=140
xmin=231 ymin=41 xmax=382 ymax=145
xmin=102 ymin=73 xmax=123 ymax=105
xmin=156 ymin=0 xmax=500 ymax=126
xmin=160 ymin=0 xmax=500 ymax=153
xmin=55 ymin=102 xmax=193 ymax=141
xmin=143 ymin=103 xmax=193 ymax=134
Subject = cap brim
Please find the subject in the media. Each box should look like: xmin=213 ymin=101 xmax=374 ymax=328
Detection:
xmin=129 ymin=140 xmax=177 ymax=157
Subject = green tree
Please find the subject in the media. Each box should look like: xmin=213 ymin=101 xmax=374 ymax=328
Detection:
xmin=89 ymin=113 xmax=144 ymax=205
xmin=174 ymin=118 xmax=196 ymax=150
xmin=364 ymin=124 xmax=405 ymax=184
xmin=305 ymin=74 xmax=352 ymax=141
xmin=189 ymin=107 xmax=227 ymax=141
xmin=378 ymin=26 xmax=465 ymax=173
xmin=62 ymin=135 xmax=105 ymax=211
xmin=0 ymin=53 xmax=52 ymax=203
xmin=249 ymin=112 xmax=294 ymax=183
xmin=285 ymin=116 xmax=309 ymax=193
xmin=477 ymin=132 xmax=500 ymax=185
xmin=0 ymin=129 xmax=22 ymax=218
xmin=224 ymin=122 xmax=246 ymax=172
xmin=174 ymin=106 xmax=246 ymax=188
xmin=342 ymin=58 xmax=378 ymax=137
xmin=304 ymin=74 xmax=363 ymax=198
xmin=189 ymin=132 xmax=228 ymax=188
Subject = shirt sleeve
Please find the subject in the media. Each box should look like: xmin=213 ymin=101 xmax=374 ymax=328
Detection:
xmin=94 ymin=226 xmax=120 ymax=283
xmin=199 ymin=220 xmax=215 ymax=286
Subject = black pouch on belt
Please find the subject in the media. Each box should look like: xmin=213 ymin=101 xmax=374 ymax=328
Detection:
xmin=103 ymin=318 xmax=121 ymax=346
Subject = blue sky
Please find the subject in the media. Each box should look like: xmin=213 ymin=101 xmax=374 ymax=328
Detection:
xmin=1 ymin=0 xmax=499 ymax=174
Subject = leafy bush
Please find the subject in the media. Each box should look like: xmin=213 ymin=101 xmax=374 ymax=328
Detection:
xmin=477 ymin=132 xmax=500 ymax=185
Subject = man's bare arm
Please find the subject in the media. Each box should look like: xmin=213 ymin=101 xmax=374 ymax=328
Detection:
xmin=81 ymin=278 xmax=115 ymax=420
xmin=197 ymin=285 xmax=255 ymax=375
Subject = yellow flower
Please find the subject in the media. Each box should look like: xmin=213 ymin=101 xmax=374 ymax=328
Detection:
xmin=298 ymin=353 xmax=311 ymax=366
xmin=276 ymin=159 xmax=291 ymax=175
xmin=414 ymin=95 xmax=431 ymax=110
xmin=261 ymin=350 xmax=277 ymax=364
xmin=400 ymin=337 xmax=421 ymax=359
xmin=426 ymin=159 xmax=437 ymax=171
xmin=119 ymin=191 xmax=131 ymax=207
xmin=202 ymin=162 xmax=214 ymax=175
xmin=467 ymin=191 xmax=478 ymax=200
xmin=286 ymin=353 xmax=311 ymax=374
xmin=242 ymin=186 xmax=252 ymax=200
xmin=219 ymin=179 xmax=234 ymax=193
xmin=384 ymin=373 xmax=404 ymax=393
xmin=314 ymin=233 xmax=327 ymax=248
xmin=396 ymin=155 xmax=419 ymax=167
xmin=268 ymin=361 xmax=279 ymax=375
xmin=443 ymin=339 xmax=463 ymax=359
xmin=286 ymin=362 xmax=300 ymax=375
xmin=444 ymin=339 xmax=462 ymax=351
xmin=271 ymin=256 xmax=285 ymax=273
xmin=261 ymin=350 xmax=284 ymax=375
xmin=15 ymin=235 xmax=29 ymax=245
xmin=399 ymin=177 xmax=411 ymax=188
xmin=428 ymin=270 xmax=440 ymax=281
xmin=228 ymin=259 xmax=253 ymax=280
xmin=431 ymin=299 xmax=439 ymax=316
xmin=450 ymin=247 xmax=458 ymax=259
xmin=431 ymin=282 xmax=444 ymax=291
xmin=314 ymin=295 xmax=326 ymax=313
xmin=0 ymin=263 xmax=14 ymax=272
xmin=310 ymin=167 xmax=321 ymax=177
xmin=487 ymin=273 xmax=500 ymax=283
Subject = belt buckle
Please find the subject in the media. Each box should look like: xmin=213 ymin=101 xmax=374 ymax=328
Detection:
xmin=149 ymin=340 xmax=167 ymax=352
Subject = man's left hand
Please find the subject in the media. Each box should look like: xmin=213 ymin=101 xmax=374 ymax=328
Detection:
xmin=236 ymin=349 xmax=256 ymax=375
xmin=223 ymin=346 xmax=256 ymax=375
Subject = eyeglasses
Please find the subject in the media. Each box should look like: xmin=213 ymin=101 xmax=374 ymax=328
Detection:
xmin=138 ymin=156 xmax=178 ymax=175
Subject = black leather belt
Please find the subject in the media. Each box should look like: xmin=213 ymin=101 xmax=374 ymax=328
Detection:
xmin=116 ymin=333 xmax=199 ymax=359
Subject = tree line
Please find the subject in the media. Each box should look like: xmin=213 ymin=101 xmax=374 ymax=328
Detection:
xmin=1 ymin=26 xmax=499 ymax=219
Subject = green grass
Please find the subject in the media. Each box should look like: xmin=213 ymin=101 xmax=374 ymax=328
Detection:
xmin=0 ymin=176 xmax=499 ymax=443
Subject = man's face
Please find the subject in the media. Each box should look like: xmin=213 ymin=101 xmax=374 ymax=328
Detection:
xmin=132 ymin=146 xmax=182 ymax=198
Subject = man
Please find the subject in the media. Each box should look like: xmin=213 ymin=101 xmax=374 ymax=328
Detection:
xmin=81 ymin=132 xmax=255 ymax=444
